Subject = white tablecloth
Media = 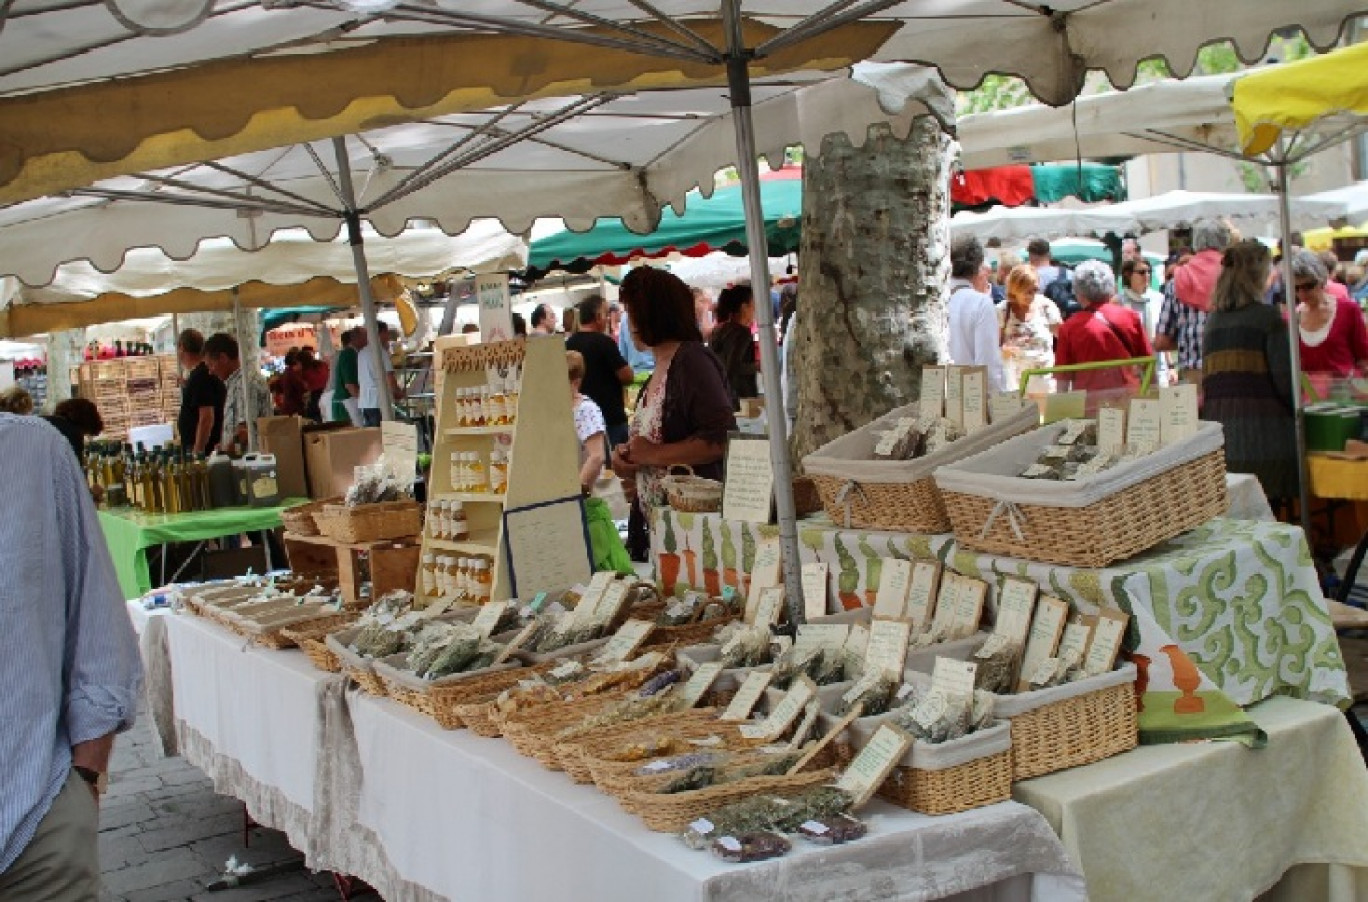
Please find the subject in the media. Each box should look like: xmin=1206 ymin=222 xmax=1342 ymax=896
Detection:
xmin=164 ymin=613 xmax=343 ymax=859
xmin=1226 ymin=472 xmax=1275 ymax=521
xmin=1014 ymin=696 xmax=1368 ymax=902
xmin=346 ymin=691 xmax=1084 ymax=902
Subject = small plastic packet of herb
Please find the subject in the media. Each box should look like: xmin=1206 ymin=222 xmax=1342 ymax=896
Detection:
xmin=710 ymin=831 xmax=791 ymax=863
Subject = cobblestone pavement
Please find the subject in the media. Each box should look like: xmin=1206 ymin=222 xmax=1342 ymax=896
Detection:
xmin=97 ymin=714 xmax=362 ymax=902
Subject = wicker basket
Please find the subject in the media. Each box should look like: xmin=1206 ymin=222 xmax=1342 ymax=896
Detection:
xmin=877 ymin=722 xmax=1013 ymax=816
xmin=314 ymin=500 xmax=423 ymax=544
xmin=1001 ymin=665 xmax=1138 ymax=780
xmin=621 ymin=768 xmax=837 ymax=833
xmin=660 ymin=465 xmax=723 ymax=514
xmin=280 ymin=497 xmax=340 ymax=537
xmin=326 ymin=631 xmax=388 ymax=696
xmin=643 ymin=611 xmax=738 ymax=651
xmin=416 ymin=662 xmax=555 ymax=730
xmin=243 ymin=611 xmax=355 ymax=650
xmin=804 ymin=404 xmax=1040 ymax=532
xmin=554 ymin=707 xmax=722 ymax=783
xmin=934 ymin=421 xmax=1228 ymax=568
xmin=501 ymin=694 xmax=628 ymax=765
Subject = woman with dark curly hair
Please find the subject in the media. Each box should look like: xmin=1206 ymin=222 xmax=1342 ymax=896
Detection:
xmin=43 ymin=397 xmax=104 ymax=461
xmin=610 ymin=267 xmax=736 ymax=558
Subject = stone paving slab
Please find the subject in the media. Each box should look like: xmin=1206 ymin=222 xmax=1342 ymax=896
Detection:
xmin=98 ymin=711 xmax=370 ymax=902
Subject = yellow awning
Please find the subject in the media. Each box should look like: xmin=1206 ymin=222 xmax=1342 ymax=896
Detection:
xmin=1301 ymin=223 xmax=1368 ymax=252
xmin=0 ymin=274 xmax=403 ymax=339
xmin=1233 ymin=42 xmax=1368 ymax=156
xmin=0 ymin=20 xmax=893 ymax=206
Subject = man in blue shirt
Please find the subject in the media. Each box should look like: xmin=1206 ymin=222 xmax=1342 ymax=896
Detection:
xmin=617 ymin=306 xmax=656 ymax=377
xmin=0 ymin=414 xmax=142 ymax=899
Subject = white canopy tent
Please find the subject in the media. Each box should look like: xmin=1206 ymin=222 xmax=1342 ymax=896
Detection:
xmin=3 ymin=1 xmax=1361 ymax=620
xmin=1306 ymin=181 xmax=1368 ymax=224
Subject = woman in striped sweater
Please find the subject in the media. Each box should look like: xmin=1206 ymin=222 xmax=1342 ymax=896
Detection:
xmin=1202 ymin=240 xmax=1299 ymax=505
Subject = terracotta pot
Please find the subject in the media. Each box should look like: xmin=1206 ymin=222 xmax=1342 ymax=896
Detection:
xmin=658 ymin=553 xmax=681 ymax=597
xmin=704 ymin=568 xmax=721 ymax=596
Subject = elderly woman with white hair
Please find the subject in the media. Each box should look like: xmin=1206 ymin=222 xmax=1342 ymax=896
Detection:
xmin=1054 ymin=260 xmax=1153 ymax=399
xmin=1155 ymin=217 xmax=1233 ymax=382
xmin=1291 ymin=248 xmax=1368 ymax=378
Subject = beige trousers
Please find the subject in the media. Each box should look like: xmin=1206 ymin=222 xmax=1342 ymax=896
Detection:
xmin=0 ymin=770 xmax=101 ymax=902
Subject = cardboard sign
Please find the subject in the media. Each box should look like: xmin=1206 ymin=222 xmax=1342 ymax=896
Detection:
xmin=794 ymin=623 xmax=850 ymax=656
xmin=929 ymin=573 xmax=962 ymax=638
xmin=720 ymin=671 xmax=774 ymax=722
xmin=745 ymin=537 xmax=783 ymax=620
xmin=722 ymin=435 xmax=776 ymax=524
xmin=989 ymin=392 xmax=1029 ymax=424
xmin=872 ymin=558 xmax=913 ymax=619
xmin=1017 ymin=595 xmax=1070 ymax=692
xmin=961 ymin=367 xmax=988 ymax=432
xmin=1160 ymin=383 xmax=1199 ymax=445
xmin=676 ymin=661 xmax=724 ymax=708
xmin=947 ymin=576 xmax=987 ymax=640
xmin=1127 ymin=398 xmax=1162 ymax=452
xmin=993 ymin=577 xmax=1038 ymax=648
xmin=1097 ymin=406 xmax=1127 ymax=454
xmin=905 ymin=561 xmax=942 ymax=629
xmin=590 ymin=581 xmax=630 ymax=629
xmin=1084 ymin=608 xmax=1130 ymax=676
xmin=801 ymin=563 xmax=830 ymax=620
xmin=752 ymin=586 xmax=786 ymax=627
xmin=864 ymin=618 xmax=913 ymax=679
xmin=920 ymin=366 xmax=946 ymax=423
xmin=835 ymin=723 xmax=914 ymax=808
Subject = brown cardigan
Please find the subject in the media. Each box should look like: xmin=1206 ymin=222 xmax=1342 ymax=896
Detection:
xmin=640 ymin=341 xmax=737 ymax=481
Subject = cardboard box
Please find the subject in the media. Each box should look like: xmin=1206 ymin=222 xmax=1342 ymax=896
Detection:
xmin=256 ymin=416 xmax=308 ymax=500
xmin=304 ymin=427 xmax=383 ymax=499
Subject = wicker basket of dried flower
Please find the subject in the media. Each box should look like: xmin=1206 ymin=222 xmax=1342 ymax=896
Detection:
xmin=621 ymin=768 xmax=838 ymax=833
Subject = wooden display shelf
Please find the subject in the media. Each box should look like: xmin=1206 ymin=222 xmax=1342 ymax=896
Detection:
xmin=425 ymin=531 xmax=501 ymax=553
xmin=282 ymin=531 xmax=420 ymax=606
xmin=443 ymin=425 xmax=516 ymax=436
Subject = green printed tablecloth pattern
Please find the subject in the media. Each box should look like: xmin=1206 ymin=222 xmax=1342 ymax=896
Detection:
xmin=99 ymin=500 xmax=307 ymax=599
xmin=650 ymin=510 xmax=1349 ymax=743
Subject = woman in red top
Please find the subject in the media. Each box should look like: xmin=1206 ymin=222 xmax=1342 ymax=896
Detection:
xmin=1290 ymin=249 xmax=1368 ymax=378
xmin=1054 ymin=260 xmax=1154 ymax=397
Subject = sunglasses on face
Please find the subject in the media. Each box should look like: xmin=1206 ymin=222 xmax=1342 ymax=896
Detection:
xmin=1295 ymin=282 xmax=1320 ymax=292
xmin=1134 ymin=269 xmax=1151 ymax=276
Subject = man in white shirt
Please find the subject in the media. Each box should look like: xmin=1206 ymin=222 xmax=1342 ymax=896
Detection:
xmin=947 ymin=235 xmax=1007 ymax=392
xmin=358 ymin=322 xmax=403 ymax=426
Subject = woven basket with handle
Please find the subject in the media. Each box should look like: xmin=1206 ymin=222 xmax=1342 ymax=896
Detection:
xmin=660 ymin=465 xmax=723 ymax=514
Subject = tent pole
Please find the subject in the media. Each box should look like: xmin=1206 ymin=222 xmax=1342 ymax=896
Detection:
xmin=722 ymin=0 xmax=805 ymax=627
xmin=231 ymin=287 xmax=257 ymax=453
xmin=1275 ymin=162 xmax=1313 ymax=541
xmin=331 ymin=137 xmax=395 ymax=422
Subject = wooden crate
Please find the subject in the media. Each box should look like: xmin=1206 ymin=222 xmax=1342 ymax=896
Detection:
xmin=283 ymin=532 xmax=420 ymax=606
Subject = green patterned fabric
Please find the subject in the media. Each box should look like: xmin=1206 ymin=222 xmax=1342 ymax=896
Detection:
xmin=650 ymin=511 xmax=1349 ymax=744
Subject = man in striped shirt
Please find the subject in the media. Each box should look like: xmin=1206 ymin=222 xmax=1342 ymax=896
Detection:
xmin=0 ymin=414 xmax=142 ymax=899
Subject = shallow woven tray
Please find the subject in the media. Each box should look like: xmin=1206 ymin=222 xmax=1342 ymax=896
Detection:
xmin=326 ymin=632 xmax=388 ymax=696
xmin=243 ymin=611 xmax=354 ymax=650
xmin=280 ymin=497 xmax=339 ymax=537
xmin=553 ymin=707 xmax=723 ymax=783
xmin=878 ymin=746 xmax=1013 ymax=815
xmin=1008 ymin=679 xmax=1138 ymax=780
xmin=414 ymin=662 xmax=556 ymax=730
xmin=643 ymin=612 xmax=738 ymax=651
xmin=942 ymin=449 xmax=1228 ymax=568
xmin=501 ymin=694 xmax=627 ymax=763
xmin=314 ymin=500 xmax=422 ymax=544
xmin=620 ymin=768 xmax=837 ymax=833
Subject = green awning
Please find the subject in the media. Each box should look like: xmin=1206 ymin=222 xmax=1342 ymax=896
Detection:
xmin=1031 ymin=162 xmax=1127 ymax=204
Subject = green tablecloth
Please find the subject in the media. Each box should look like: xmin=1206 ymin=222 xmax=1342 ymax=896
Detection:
xmin=651 ymin=510 xmax=1350 ymax=744
xmin=98 ymin=500 xmax=307 ymax=599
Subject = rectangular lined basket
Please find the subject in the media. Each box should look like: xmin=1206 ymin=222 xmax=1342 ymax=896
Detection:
xmin=997 ymin=664 xmax=1138 ymax=780
xmin=314 ymin=500 xmax=422 ymax=544
xmin=803 ymin=404 xmax=1040 ymax=533
xmin=879 ymin=721 xmax=1013 ymax=816
xmin=934 ymin=420 xmax=1228 ymax=568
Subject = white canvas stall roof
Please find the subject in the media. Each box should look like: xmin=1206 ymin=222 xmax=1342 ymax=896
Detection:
xmin=1305 ymin=182 xmax=1368 ymax=224
xmin=0 ymin=63 xmax=952 ymax=287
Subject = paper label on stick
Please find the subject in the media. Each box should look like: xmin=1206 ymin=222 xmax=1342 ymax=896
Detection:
xmin=795 ymin=624 xmax=850 ymax=655
xmin=920 ymin=366 xmax=946 ymax=423
xmin=864 ymin=618 xmax=913 ymax=679
xmin=947 ymin=577 xmax=987 ymax=640
xmin=1017 ymin=595 xmax=1069 ymax=692
xmin=720 ymin=671 xmax=773 ymax=722
xmin=801 ymin=563 xmax=830 ymax=620
xmin=752 ymin=586 xmax=786 ymax=627
xmin=470 ymin=600 xmax=509 ymax=639
xmin=961 ymin=369 xmax=987 ymax=433
xmin=835 ymin=723 xmax=913 ymax=808
xmin=905 ymin=562 xmax=941 ymax=630
xmin=1127 ymin=398 xmax=1162 ymax=452
xmin=944 ymin=367 xmax=964 ymax=429
xmin=844 ymin=623 xmax=870 ymax=660
xmin=421 ymin=597 xmax=454 ymax=619
xmin=1058 ymin=618 xmax=1093 ymax=663
xmin=930 ymin=573 xmax=961 ymax=637
xmin=592 ymin=619 xmax=653 ymax=664
xmin=745 ymin=538 xmax=783 ymax=620
xmin=590 ymin=581 xmax=630 ymax=629
xmin=677 ymin=661 xmax=724 ymax=708
xmin=571 ymin=584 xmax=607 ymax=628
xmin=492 ymin=620 xmax=538 ymax=664
xmin=1085 ymin=608 xmax=1129 ymax=676
xmin=788 ymin=700 xmax=823 ymax=749
xmin=931 ymin=657 xmax=978 ymax=700
xmin=872 ymin=558 xmax=912 ymax=619
xmin=993 ymin=578 xmax=1038 ymax=647
xmin=751 ymin=676 xmax=817 ymax=741
xmin=1160 ymin=383 xmax=1199 ymax=445
xmin=1097 ymin=406 xmax=1127 ymax=454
